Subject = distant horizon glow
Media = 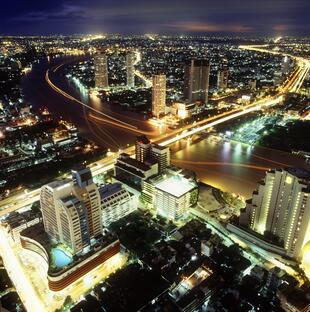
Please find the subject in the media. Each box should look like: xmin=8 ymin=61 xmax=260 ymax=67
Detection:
xmin=1 ymin=0 xmax=309 ymax=36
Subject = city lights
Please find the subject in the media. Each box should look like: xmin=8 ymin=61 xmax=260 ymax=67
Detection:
xmin=0 ymin=4 xmax=310 ymax=310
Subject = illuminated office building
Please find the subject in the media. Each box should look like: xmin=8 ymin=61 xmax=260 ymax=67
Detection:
xmin=152 ymin=74 xmax=166 ymax=118
xmin=72 ymin=167 xmax=102 ymax=238
xmin=184 ymin=59 xmax=210 ymax=105
xmin=239 ymin=168 xmax=310 ymax=259
xmin=94 ymin=52 xmax=108 ymax=88
xmin=150 ymin=144 xmax=170 ymax=173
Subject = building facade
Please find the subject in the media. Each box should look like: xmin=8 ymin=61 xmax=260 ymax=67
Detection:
xmin=217 ymin=62 xmax=229 ymax=90
xmin=94 ymin=53 xmax=108 ymax=89
xmin=150 ymin=144 xmax=170 ymax=173
xmin=100 ymin=183 xmax=137 ymax=226
xmin=135 ymin=135 xmax=151 ymax=163
xmin=152 ymin=74 xmax=166 ymax=118
xmin=142 ymin=168 xmax=198 ymax=221
xmin=114 ymin=153 xmax=158 ymax=190
xmin=40 ymin=167 xmax=102 ymax=254
xmin=72 ymin=167 xmax=102 ymax=238
xmin=126 ymin=52 xmax=135 ymax=88
xmin=135 ymin=136 xmax=170 ymax=173
xmin=184 ymin=59 xmax=210 ymax=105
xmin=239 ymin=168 xmax=310 ymax=259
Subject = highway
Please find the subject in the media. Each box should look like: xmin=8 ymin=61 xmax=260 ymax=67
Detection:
xmin=0 ymin=43 xmax=309 ymax=310
xmin=1 ymin=44 xmax=309 ymax=217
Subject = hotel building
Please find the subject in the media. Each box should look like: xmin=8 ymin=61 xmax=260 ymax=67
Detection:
xmin=238 ymin=168 xmax=310 ymax=260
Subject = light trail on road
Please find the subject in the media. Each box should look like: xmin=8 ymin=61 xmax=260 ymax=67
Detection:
xmin=45 ymin=68 xmax=138 ymax=130
xmin=0 ymin=44 xmax=309 ymax=305
xmin=161 ymin=97 xmax=282 ymax=146
xmin=1 ymin=44 xmax=309 ymax=219
xmin=88 ymin=112 xmax=158 ymax=136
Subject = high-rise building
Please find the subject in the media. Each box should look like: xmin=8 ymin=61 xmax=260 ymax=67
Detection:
xmin=184 ymin=59 xmax=210 ymax=105
xmin=135 ymin=136 xmax=170 ymax=173
xmin=94 ymin=52 xmax=108 ymax=89
xmin=150 ymin=144 xmax=170 ymax=173
xmin=40 ymin=167 xmax=102 ymax=254
xmin=126 ymin=52 xmax=135 ymax=88
xmin=72 ymin=167 xmax=102 ymax=238
xmin=239 ymin=168 xmax=310 ymax=259
xmin=281 ymin=56 xmax=290 ymax=75
xmin=217 ymin=61 xmax=229 ymax=90
xmin=135 ymin=135 xmax=151 ymax=163
xmin=152 ymin=74 xmax=166 ymax=119
xmin=40 ymin=180 xmax=72 ymax=242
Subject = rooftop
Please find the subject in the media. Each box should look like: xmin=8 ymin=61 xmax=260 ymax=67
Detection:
xmin=20 ymin=222 xmax=119 ymax=274
xmin=99 ymin=182 xmax=123 ymax=198
xmin=287 ymin=167 xmax=310 ymax=180
xmin=136 ymin=135 xmax=150 ymax=145
xmin=155 ymin=174 xmax=196 ymax=197
xmin=151 ymin=144 xmax=169 ymax=151
xmin=117 ymin=154 xmax=152 ymax=172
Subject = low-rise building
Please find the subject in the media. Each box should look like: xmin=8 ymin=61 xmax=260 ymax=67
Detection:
xmin=142 ymin=168 xmax=198 ymax=220
xmin=277 ymin=282 xmax=310 ymax=312
xmin=100 ymin=183 xmax=137 ymax=227
xmin=114 ymin=153 xmax=158 ymax=190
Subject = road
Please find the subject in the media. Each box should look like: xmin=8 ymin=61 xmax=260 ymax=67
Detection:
xmin=1 ymin=44 xmax=309 ymax=217
xmin=0 ymin=44 xmax=309 ymax=311
xmin=0 ymin=227 xmax=45 ymax=311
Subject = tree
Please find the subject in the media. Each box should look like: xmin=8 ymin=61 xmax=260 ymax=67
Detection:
xmin=63 ymin=295 xmax=73 ymax=307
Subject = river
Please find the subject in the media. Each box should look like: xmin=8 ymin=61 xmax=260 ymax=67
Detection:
xmin=21 ymin=56 xmax=309 ymax=198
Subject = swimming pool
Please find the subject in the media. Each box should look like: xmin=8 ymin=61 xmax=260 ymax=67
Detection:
xmin=51 ymin=248 xmax=72 ymax=268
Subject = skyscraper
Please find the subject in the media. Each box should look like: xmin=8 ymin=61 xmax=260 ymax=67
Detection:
xmin=239 ymin=168 xmax=310 ymax=259
xmin=152 ymin=74 xmax=166 ymax=119
xmin=71 ymin=167 xmax=102 ymax=238
xmin=94 ymin=52 xmax=108 ymax=89
xmin=184 ymin=59 xmax=210 ymax=105
xmin=126 ymin=52 xmax=135 ymax=88
xmin=281 ymin=56 xmax=290 ymax=75
xmin=40 ymin=167 xmax=102 ymax=254
xmin=217 ymin=61 xmax=229 ymax=90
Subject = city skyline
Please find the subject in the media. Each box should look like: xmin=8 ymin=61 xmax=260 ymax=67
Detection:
xmin=0 ymin=2 xmax=310 ymax=311
xmin=1 ymin=0 xmax=310 ymax=35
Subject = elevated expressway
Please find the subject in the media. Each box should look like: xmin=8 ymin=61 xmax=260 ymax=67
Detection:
xmin=1 ymin=45 xmax=309 ymax=216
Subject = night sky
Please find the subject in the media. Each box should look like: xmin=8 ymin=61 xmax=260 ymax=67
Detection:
xmin=1 ymin=0 xmax=310 ymax=36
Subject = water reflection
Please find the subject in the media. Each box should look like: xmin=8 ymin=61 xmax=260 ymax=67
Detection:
xmin=172 ymin=137 xmax=308 ymax=198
